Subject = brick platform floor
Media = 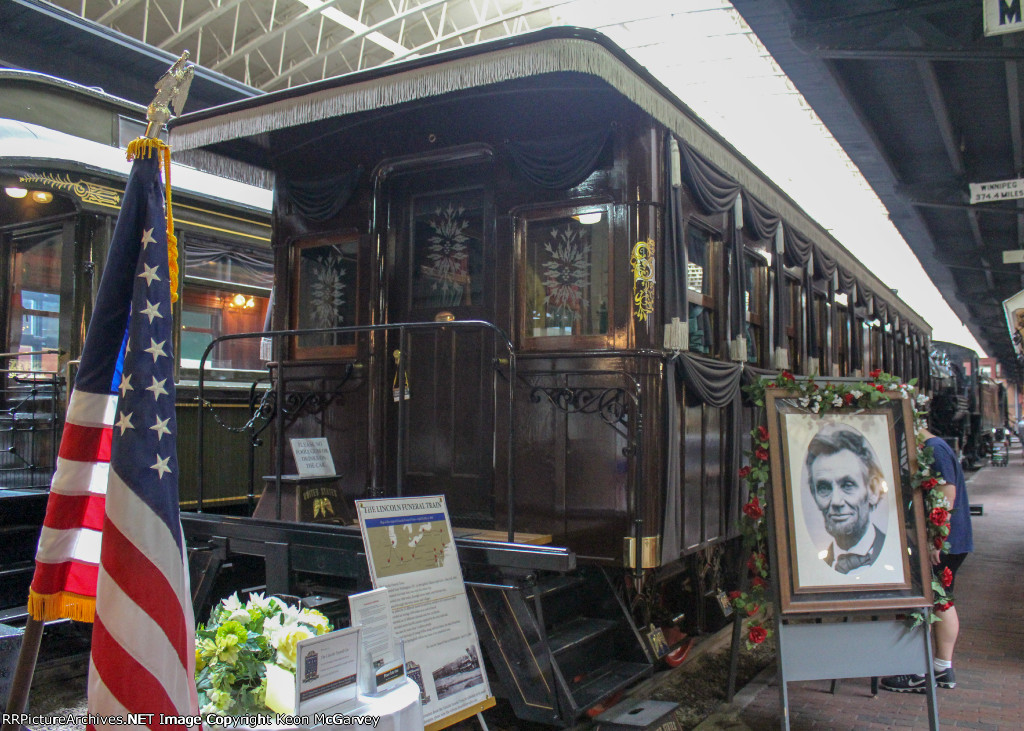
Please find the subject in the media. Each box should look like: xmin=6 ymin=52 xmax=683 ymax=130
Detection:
xmin=711 ymin=442 xmax=1024 ymax=730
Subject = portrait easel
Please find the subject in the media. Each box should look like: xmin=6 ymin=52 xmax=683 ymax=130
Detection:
xmin=724 ymin=386 xmax=942 ymax=729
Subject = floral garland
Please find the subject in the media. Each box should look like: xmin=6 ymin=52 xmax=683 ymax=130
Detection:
xmin=730 ymin=369 xmax=953 ymax=649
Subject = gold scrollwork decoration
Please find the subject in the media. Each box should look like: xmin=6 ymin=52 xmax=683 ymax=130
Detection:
xmin=630 ymin=239 xmax=656 ymax=322
xmin=19 ymin=173 xmax=121 ymax=208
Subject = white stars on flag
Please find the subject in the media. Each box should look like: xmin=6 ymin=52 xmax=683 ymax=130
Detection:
xmin=139 ymin=263 xmax=161 ymax=286
xmin=146 ymin=376 xmax=168 ymax=401
xmin=140 ymin=228 xmax=157 ymax=249
xmin=144 ymin=338 xmax=168 ymax=362
xmin=114 ymin=411 xmax=135 ymax=436
xmin=140 ymin=300 xmax=162 ymax=323
xmin=150 ymin=416 xmax=171 ymax=441
xmin=150 ymin=454 xmax=172 ymax=480
xmin=118 ymin=373 xmax=133 ymax=398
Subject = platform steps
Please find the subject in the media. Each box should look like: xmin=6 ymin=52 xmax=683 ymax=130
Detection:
xmin=468 ymin=566 xmax=653 ymax=726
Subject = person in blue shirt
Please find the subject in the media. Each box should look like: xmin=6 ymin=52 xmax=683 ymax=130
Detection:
xmin=881 ymin=427 xmax=973 ymax=693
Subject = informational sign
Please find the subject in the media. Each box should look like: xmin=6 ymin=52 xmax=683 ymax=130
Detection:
xmin=296 ymin=626 xmax=362 ymax=715
xmin=355 ymin=496 xmax=493 ymax=730
xmin=349 ymin=587 xmax=406 ymax=692
xmin=290 ymin=437 xmax=336 ymax=476
xmin=984 ymin=0 xmax=1024 ymax=36
xmin=969 ymin=177 xmax=1024 ymax=203
xmin=1003 ymin=288 xmax=1024 ymax=359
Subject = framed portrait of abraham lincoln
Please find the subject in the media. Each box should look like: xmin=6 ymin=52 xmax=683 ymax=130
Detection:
xmin=764 ymin=387 xmax=932 ymax=614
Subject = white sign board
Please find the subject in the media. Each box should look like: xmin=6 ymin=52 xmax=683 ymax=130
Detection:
xmin=969 ymin=177 xmax=1024 ymax=203
xmin=355 ymin=496 xmax=493 ymax=729
xmin=290 ymin=437 xmax=336 ymax=476
xmin=1003 ymin=288 xmax=1024 ymax=359
xmin=984 ymin=0 xmax=1024 ymax=36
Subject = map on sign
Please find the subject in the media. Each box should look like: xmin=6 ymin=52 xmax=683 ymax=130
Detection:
xmin=363 ymin=514 xmax=451 ymax=578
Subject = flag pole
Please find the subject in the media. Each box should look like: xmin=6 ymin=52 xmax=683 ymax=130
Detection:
xmin=1 ymin=52 xmax=194 ymax=731
xmin=1 ymin=618 xmax=43 ymax=731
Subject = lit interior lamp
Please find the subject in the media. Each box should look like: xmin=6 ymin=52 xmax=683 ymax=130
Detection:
xmin=573 ymin=211 xmax=602 ymax=225
xmin=31 ymin=191 xmax=53 ymax=204
xmin=227 ymin=293 xmax=257 ymax=310
xmin=4 ymin=187 xmax=28 ymax=199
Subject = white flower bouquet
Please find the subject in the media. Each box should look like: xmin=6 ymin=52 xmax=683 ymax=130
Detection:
xmin=195 ymin=592 xmax=332 ymax=715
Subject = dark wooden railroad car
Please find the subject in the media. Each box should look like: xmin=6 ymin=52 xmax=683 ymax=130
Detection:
xmin=171 ymin=28 xmax=933 ymax=724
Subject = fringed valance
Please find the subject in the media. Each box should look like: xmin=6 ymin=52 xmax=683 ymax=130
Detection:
xmin=506 ymin=127 xmax=611 ymax=189
xmin=281 ymin=166 xmax=363 ymax=222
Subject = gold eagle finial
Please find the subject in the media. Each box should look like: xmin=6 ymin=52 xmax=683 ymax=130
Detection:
xmin=145 ymin=51 xmax=195 ymax=139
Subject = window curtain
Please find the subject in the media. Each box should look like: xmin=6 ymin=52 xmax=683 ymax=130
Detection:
xmin=280 ymin=166 xmax=363 ymax=222
xmin=506 ymin=127 xmax=611 ymax=189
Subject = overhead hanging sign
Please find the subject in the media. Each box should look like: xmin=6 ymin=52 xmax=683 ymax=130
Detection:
xmin=1003 ymin=288 xmax=1024 ymax=359
xmin=984 ymin=0 xmax=1024 ymax=36
xmin=969 ymin=177 xmax=1024 ymax=203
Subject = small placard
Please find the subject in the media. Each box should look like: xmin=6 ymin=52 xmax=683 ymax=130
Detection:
xmin=290 ymin=437 xmax=336 ymax=476
xmin=349 ymin=587 xmax=405 ymax=692
xmin=296 ymin=625 xmax=362 ymax=715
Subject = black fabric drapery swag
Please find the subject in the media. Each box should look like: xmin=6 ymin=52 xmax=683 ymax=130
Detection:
xmin=281 ymin=166 xmax=363 ymax=222
xmin=662 ymin=353 xmax=744 ymax=563
xmin=678 ymin=141 xmax=746 ymax=345
xmin=506 ymin=127 xmax=611 ymax=190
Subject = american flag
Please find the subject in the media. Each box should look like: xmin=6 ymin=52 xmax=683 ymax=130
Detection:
xmin=28 ymin=151 xmax=198 ymax=726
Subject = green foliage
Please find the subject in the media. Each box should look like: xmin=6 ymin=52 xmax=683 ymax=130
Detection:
xmin=195 ymin=593 xmax=333 ymax=715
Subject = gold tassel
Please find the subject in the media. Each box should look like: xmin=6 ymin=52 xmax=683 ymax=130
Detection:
xmin=125 ymin=138 xmax=180 ymax=303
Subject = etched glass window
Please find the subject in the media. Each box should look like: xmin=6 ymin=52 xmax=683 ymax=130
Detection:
xmin=523 ymin=207 xmax=610 ymax=338
xmin=411 ymin=190 xmax=485 ymax=310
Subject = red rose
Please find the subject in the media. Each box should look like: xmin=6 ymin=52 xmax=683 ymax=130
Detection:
xmin=875 ymin=384 xmax=885 ymax=392
xmin=755 ymin=447 xmax=770 ymax=462
xmin=870 ymin=368 xmax=882 ymax=378
xmin=743 ymin=496 xmax=763 ymax=521
xmin=843 ymin=393 xmax=855 ymax=405
xmin=746 ymin=604 xmax=760 ymax=616
xmin=929 ymin=507 xmax=950 ymax=527
xmin=780 ymin=371 xmax=795 ymax=382
xmin=940 ymin=567 xmax=953 ymax=588
xmin=933 ymin=536 xmax=945 ymax=550
xmin=748 ymin=625 xmax=767 ymax=645
xmin=728 ymin=590 xmax=741 ymax=600
xmin=747 ymin=553 xmax=764 ymax=573
xmin=738 ymin=465 xmax=751 ymax=479
xmin=934 ymin=600 xmax=954 ymax=612
xmin=920 ymin=477 xmax=938 ymax=490
xmin=752 ymin=576 xmax=768 ymax=589
xmin=757 ymin=425 xmax=769 ymax=442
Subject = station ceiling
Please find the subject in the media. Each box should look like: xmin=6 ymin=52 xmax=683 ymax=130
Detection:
xmin=4 ymin=0 xmax=1021 ymax=375
xmin=732 ymin=0 xmax=1024 ymax=376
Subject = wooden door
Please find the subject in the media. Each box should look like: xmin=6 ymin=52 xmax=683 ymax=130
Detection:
xmin=383 ymin=161 xmax=497 ymax=526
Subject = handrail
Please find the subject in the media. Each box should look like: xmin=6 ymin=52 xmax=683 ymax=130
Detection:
xmin=195 ymin=320 xmax=519 ymax=540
